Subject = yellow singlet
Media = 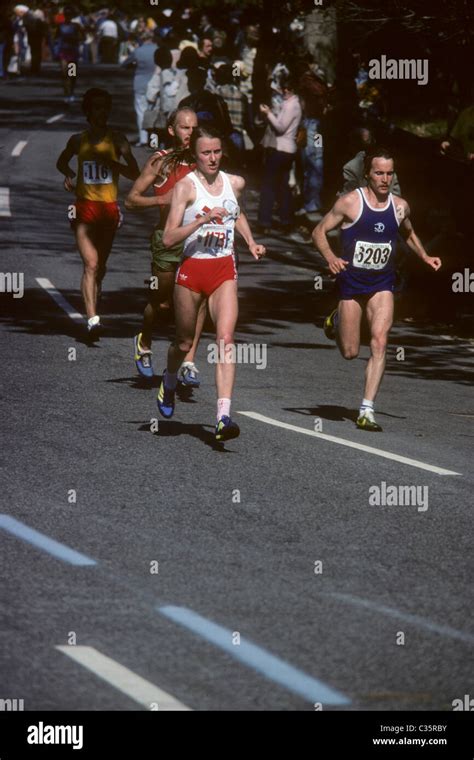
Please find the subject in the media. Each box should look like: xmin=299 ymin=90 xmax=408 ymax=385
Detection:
xmin=76 ymin=130 xmax=119 ymax=202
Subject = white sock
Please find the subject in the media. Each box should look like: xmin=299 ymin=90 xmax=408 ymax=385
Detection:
xmin=360 ymin=398 xmax=374 ymax=415
xmin=217 ymin=397 xmax=231 ymax=421
xmin=164 ymin=370 xmax=178 ymax=390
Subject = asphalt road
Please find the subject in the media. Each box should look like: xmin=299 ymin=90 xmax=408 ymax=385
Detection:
xmin=0 ymin=64 xmax=473 ymax=714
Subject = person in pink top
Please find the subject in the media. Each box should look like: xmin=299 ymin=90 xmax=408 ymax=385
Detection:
xmin=257 ymin=72 xmax=302 ymax=234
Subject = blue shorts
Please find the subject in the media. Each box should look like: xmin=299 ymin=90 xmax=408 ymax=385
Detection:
xmin=336 ymin=267 xmax=396 ymax=300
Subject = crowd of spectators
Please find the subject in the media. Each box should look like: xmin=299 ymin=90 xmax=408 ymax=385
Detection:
xmin=2 ymin=2 xmax=473 ymax=251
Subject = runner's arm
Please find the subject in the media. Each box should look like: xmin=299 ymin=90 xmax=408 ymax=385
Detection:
xmin=227 ymin=174 xmax=264 ymax=259
xmin=56 ymin=134 xmax=81 ymax=191
xmin=312 ymin=195 xmax=352 ymax=274
xmin=56 ymin=134 xmax=80 ymax=178
xmin=234 ymin=211 xmax=266 ymax=260
xmin=125 ymin=155 xmax=165 ymax=209
xmin=106 ymin=134 xmax=139 ymax=181
xmin=162 ymin=179 xmax=224 ymax=247
xmin=398 ymin=202 xmax=442 ymax=270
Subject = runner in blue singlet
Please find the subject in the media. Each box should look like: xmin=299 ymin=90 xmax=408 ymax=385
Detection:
xmin=313 ymin=148 xmax=442 ymax=431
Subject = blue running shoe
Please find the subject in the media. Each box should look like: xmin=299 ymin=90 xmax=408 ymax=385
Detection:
xmin=178 ymin=361 xmax=200 ymax=388
xmin=215 ymin=415 xmax=240 ymax=442
xmin=157 ymin=373 xmax=175 ymax=418
xmin=134 ymin=333 xmax=154 ymax=378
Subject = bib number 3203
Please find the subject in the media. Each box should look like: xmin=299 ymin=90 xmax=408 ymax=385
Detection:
xmin=82 ymin=161 xmax=113 ymax=185
xmin=353 ymin=240 xmax=391 ymax=270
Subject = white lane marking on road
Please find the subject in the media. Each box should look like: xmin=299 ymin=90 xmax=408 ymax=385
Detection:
xmin=0 ymin=515 xmax=96 ymax=566
xmin=46 ymin=113 xmax=65 ymax=124
xmin=56 ymin=646 xmax=191 ymax=711
xmin=159 ymin=605 xmax=350 ymax=705
xmin=327 ymin=593 xmax=474 ymax=646
xmin=11 ymin=140 xmax=28 ymax=157
xmin=0 ymin=187 xmax=11 ymax=217
xmin=36 ymin=277 xmax=85 ymax=323
xmin=238 ymin=411 xmax=461 ymax=476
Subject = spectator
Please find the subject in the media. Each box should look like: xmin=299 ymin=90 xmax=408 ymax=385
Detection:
xmin=211 ymin=30 xmax=231 ymax=66
xmin=130 ymin=17 xmax=146 ymax=36
xmin=99 ymin=12 xmax=118 ymax=64
xmin=441 ymin=92 xmax=474 ymax=161
xmin=177 ymin=44 xmax=200 ymax=69
xmin=11 ymin=5 xmax=28 ymax=73
xmin=197 ymin=36 xmax=213 ymax=67
xmin=146 ymin=46 xmax=172 ymax=107
xmin=159 ymin=47 xmax=193 ymax=123
xmin=178 ymin=65 xmax=233 ymax=136
xmin=14 ymin=5 xmax=45 ymax=75
xmin=341 ymin=128 xmax=401 ymax=195
xmin=239 ymin=23 xmax=260 ymax=115
xmin=257 ymin=72 xmax=302 ymax=235
xmin=55 ymin=5 xmax=82 ymax=102
xmin=123 ymin=30 xmax=158 ymax=146
xmin=143 ymin=46 xmax=173 ymax=146
xmin=199 ymin=13 xmax=215 ymax=40
xmin=215 ymin=63 xmax=251 ymax=155
xmin=296 ymin=64 xmax=328 ymax=216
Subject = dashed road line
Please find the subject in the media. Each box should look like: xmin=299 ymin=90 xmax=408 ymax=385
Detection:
xmin=46 ymin=113 xmax=65 ymax=124
xmin=159 ymin=605 xmax=350 ymax=706
xmin=56 ymin=646 xmax=191 ymax=710
xmin=11 ymin=140 xmax=28 ymax=157
xmin=36 ymin=277 xmax=84 ymax=323
xmin=326 ymin=593 xmax=474 ymax=645
xmin=0 ymin=514 xmax=96 ymax=566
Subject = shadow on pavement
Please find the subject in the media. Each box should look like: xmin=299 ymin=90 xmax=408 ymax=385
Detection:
xmin=283 ymin=405 xmax=407 ymax=422
xmin=133 ymin=419 xmax=237 ymax=452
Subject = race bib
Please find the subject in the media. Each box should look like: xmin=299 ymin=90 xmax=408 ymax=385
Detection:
xmin=222 ymin=199 xmax=240 ymax=222
xmin=82 ymin=161 xmax=113 ymax=185
xmin=353 ymin=240 xmax=392 ymax=270
xmin=197 ymin=224 xmax=234 ymax=255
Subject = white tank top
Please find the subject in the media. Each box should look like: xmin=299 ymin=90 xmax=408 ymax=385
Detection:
xmin=182 ymin=171 xmax=239 ymax=259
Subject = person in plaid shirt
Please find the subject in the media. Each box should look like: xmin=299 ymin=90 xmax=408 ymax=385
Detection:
xmin=214 ymin=63 xmax=251 ymax=156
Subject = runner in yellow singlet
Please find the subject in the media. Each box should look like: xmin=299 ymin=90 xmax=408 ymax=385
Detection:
xmin=56 ymin=88 xmax=139 ymax=339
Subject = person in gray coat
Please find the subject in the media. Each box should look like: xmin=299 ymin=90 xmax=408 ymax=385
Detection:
xmin=341 ymin=128 xmax=400 ymax=195
xmin=124 ymin=31 xmax=157 ymax=146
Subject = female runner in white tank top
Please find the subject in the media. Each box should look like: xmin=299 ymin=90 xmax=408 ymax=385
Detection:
xmin=157 ymin=125 xmax=266 ymax=442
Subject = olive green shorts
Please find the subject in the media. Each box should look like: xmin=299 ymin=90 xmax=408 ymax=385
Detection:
xmin=150 ymin=228 xmax=183 ymax=272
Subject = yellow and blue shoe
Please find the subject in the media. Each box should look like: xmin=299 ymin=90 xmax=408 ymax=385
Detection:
xmin=134 ymin=333 xmax=154 ymax=378
xmin=323 ymin=308 xmax=338 ymax=340
xmin=157 ymin=373 xmax=175 ymax=418
xmin=215 ymin=415 xmax=240 ymax=442
xmin=356 ymin=409 xmax=382 ymax=432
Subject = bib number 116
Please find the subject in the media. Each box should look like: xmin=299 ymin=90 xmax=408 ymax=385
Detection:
xmin=83 ymin=161 xmax=113 ymax=184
